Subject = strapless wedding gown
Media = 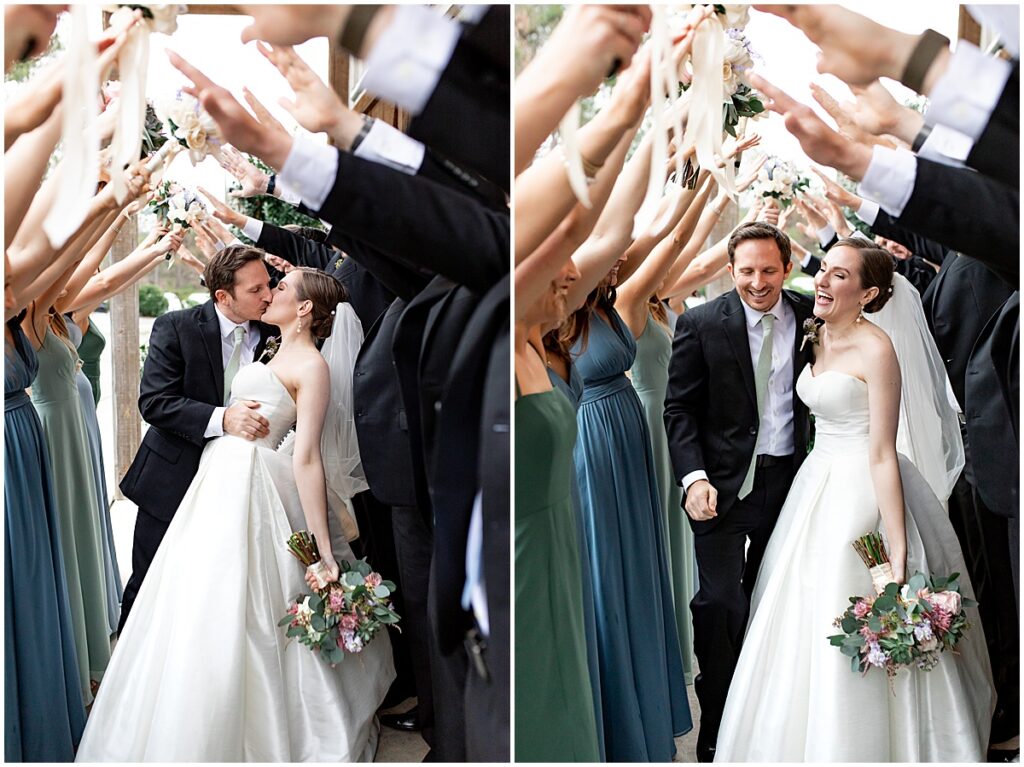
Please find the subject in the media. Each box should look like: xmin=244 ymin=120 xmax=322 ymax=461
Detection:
xmin=76 ymin=363 xmax=394 ymax=762
xmin=715 ymin=364 xmax=994 ymax=762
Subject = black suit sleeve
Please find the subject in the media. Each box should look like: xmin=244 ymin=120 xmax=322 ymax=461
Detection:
xmin=256 ymin=222 xmax=334 ymax=271
xmin=801 ymin=254 xmax=822 ymax=277
xmin=664 ymin=310 xmax=709 ymax=486
xmin=871 ymin=209 xmax=948 ymax=267
xmin=138 ymin=313 xmax=215 ymax=447
xmin=897 ymin=157 xmax=1019 ymax=285
xmin=311 ymin=150 xmax=508 ymax=294
xmin=966 ymin=60 xmax=1019 ymax=187
xmin=328 ymin=230 xmax=431 ymax=301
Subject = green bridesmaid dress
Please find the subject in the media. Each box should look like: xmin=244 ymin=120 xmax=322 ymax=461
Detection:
xmin=515 ymin=383 xmax=599 ymax=762
xmin=30 ymin=329 xmax=111 ymax=703
xmin=77 ymin=317 xmax=105 ymax=406
xmin=631 ymin=316 xmax=696 ymax=683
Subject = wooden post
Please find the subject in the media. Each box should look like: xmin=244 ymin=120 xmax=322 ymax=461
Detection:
xmin=110 ymin=220 xmax=141 ymax=499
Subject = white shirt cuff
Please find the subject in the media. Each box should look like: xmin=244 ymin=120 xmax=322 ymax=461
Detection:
xmin=849 ymin=227 xmax=873 ymax=243
xmin=857 ymin=146 xmax=918 ymax=218
xmin=361 ymin=5 xmax=461 ymax=115
xmin=682 ymin=470 xmax=708 ymax=493
xmin=204 ymin=406 xmax=225 ymax=438
xmin=277 ymin=178 xmax=303 ymax=206
xmin=925 ymin=42 xmax=1012 ymax=141
xmin=918 ymin=123 xmax=971 ymax=167
xmin=816 ymin=222 xmax=836 ymax=248
xmin=800 ymin=250 xmax=814 ymax=269
xmin=856 ymin=197 xmax=880 ymax=226
xmin=354 ymin=119 xmax=425 ymax=175
xmin=241 ymin=217 xmax=264 ymax=242
xmin=278 ymin=137 xmax=339 ymax=212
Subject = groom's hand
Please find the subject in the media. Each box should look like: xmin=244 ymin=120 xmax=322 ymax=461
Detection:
xmin=684 ymin=479 xmax=718 ymax=521
xmin=224 ymin=400 xmax=270 ymax=441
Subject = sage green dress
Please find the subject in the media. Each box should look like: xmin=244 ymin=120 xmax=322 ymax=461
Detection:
xmin=515 ymin=384 xmax=598 ymax=762
xmin=631 ymin=316 xmax=696 ymax=683
xmin=77 ymin=318 xmax=105 ymax=406
xmin=30 ymin=329 xmax=111 ymax=703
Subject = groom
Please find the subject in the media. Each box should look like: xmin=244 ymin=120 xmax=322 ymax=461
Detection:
xmin=664 ymin=222 xmax=814 ymax=762
xmin=118 ymin=245 xmax=277 ymax=632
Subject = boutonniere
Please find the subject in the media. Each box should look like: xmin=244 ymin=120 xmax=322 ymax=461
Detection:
xmin=799 ymin=318 xmax=822 ymax=352
xmin=334 ymin=257 xmax=343 ymax=272
xmin=259 ymin=335 xmax=281 ymax=363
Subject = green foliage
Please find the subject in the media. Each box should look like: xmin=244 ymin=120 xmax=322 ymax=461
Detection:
xmin=138 ymin=284 xmax=169 ymax=317
xmin=5 ymin=34 xmax=63 ymax=83
xmin=228 ymin=155 xmax=325 ymax=241
xmin=514 ymin=5 xmax=565 ymax=74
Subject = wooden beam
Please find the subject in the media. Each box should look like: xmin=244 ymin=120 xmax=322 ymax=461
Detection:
xmin=181 ymin=4 xmax=241 ymax=15
xmin=958 ymin=6 xmax=982 ymax=45
xmin=109 ymin=221 xmax=142 ymax=499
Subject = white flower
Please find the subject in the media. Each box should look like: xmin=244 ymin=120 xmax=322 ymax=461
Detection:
xmin=294 ymin=596 xmax=314 ymax=626
xmin=103 ymin=5 xmax=185 ymax=35
xmin=158 ymin=93 xmax=220 ymax=165
xmin=720 ymin=5 xmax=750 ymax=29
xmin=918 ymin=636 xmax=939 ymax=652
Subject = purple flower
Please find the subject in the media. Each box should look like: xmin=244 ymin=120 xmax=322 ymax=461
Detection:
xmin=866 ymin=642 xmax=887 ymax=668
xmin=913 ymin=621 xmax=934 ymax=641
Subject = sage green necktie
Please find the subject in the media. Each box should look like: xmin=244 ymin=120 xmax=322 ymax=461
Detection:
xmin=738 ymin=313 xmax=775 ymax=500
xmin=223 ymin=325 xmax=246 ymax=405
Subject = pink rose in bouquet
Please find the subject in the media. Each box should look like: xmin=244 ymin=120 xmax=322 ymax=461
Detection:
xmin=929 ymin=591 xmax=962 ymax=615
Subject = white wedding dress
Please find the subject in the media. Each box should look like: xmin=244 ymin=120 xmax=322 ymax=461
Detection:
xmin=76 ymin=362 xmax=395 ymax=762
xmin=715 ymin=364 xmax=995 ymax=762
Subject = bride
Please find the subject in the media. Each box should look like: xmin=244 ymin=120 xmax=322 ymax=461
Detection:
xmin=76 ymin=267 xmax=395 ymax=761
xmin=715 ymin=240 xmax=995 ymax=762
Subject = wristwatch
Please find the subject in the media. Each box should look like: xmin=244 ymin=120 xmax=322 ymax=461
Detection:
xmin=900 ymin=29 xmax=950 ymax=94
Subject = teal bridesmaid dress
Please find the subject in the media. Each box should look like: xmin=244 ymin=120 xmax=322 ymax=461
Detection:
xmin=5 ymin=320 xmax=86 ymax=760
xmin=30 ymin=328 xmax=111 ymax=703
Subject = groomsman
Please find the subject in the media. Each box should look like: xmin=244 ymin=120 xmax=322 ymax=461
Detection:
xmin=664 ymin=222 xmax=813 ymax=762
xmin=118 ymin=247 xmax=276 ymax=631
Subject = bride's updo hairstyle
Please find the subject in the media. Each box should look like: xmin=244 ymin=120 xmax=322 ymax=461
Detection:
xmin=292 ymin=267 xmax=348 ymax=339
xmin=830 ymin=237 xmax=895 ymax=313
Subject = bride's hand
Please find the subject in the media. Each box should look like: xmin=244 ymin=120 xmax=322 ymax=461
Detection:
xmin=891 ymin=557 xmax=906 ymax=585
xmin=305 ymin=556 xmax=340 ymax=590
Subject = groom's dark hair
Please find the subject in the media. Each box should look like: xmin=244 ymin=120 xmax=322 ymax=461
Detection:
xmin=727 ymin=222 xmax=791 ymax=267
xmin=204 ymin=245 xmax=267 ymax=298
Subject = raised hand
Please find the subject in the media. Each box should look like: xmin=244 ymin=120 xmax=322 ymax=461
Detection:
xmin=747 ymin=73 xmax=872 ymax=181
xmin=848 ymin=81 xmax=922 ymax=145
xmin=124 ymin=188 xmax=155 ymax=217
xmin=241 ymin=87 xmax=289 ymax=138
xmin=606 ymin=42 xmax=654 ymax=127
xmin=757 ymin=199 xmax=780 ymax=226
xmin=218 ymin=146 xmax=270 ymax=198
xmin=735 ymin=154 xmax=767 ymax=193
xmin=197 ymin=185 xmax=246 ymax=229
xmin=152 ymin=228 xmax=184 ymax=257
xmin=4 ymin=4 xmax=65 ymax=72
xmin=202 ymin=215 xmax=238 ymax=248
xmin=777 ymin=203 xmax=795 ymax=232
xmin=256 ymin=42 xmax=356 ymax=143
xmin=811 ymin=193 xmax=851 ymax=237
xmin=192 ymin=222 xmax=220 ymax=259
xmin=795 ymin=196 xmax=827 ymax=230
xmin=264 ymin=253 xmax=293 ymax=274
xmin=810 ymin=167 xmax=862 ymax=210
xmin=167 ymin=50 xmax=293 ymax=171
xmin=809 ymin=83 xmax=895 ymax=150
xmin=176 ymin=244 xmax=206 ymax=276
xmin=752 ymin=5 xmax=919 ymax=88
xmin=723 ymin=133 xmax=762 ymax=162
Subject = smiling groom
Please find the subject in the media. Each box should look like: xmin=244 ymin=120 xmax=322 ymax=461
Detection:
xmin=663 ymin=221 xmax=814 ymax=762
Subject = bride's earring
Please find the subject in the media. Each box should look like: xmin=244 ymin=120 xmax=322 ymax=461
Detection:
xmin=297 ymin=318 xmax=303 ymax=335
xmin=856 ymin=305 xmax=864 ymax=324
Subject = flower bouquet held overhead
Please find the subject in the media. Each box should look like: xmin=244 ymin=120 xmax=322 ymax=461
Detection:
xmin=829 ymin=532 xmax=976 ymax=681
xmin=279 ymin=531 xmax=400 ymax=667
xmin=749 ymin=155 xmax=810 ymax=208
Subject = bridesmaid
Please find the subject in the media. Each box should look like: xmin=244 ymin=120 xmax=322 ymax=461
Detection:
xmin=4 ymin=314 xmax=86 ymax=760
xmin=67 ymin=311 xmax=123 ymax=634
xmin=25 ymin=300 xmax=112 ymax=704
xmin=543 ymin=325 xmax=605 ymax=759
xmin=562 ymin=266 xmax=691 ymax=761
xmin=76 ymin=312 xmax=105 ymax=405
xmin=515 ymin=262 xmax=600 ymax=762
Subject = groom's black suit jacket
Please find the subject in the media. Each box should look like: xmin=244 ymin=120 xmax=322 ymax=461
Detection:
xmin=664 ymin=289 xmax=814 ymax=529
xmin=119 ymin=300 xmax=274 ymax=522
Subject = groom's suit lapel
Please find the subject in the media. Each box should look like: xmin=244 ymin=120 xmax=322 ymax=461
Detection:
xmin=722 ymin=290 xmax=757 ymax=411
xmin=198 ymin=301 xmax=225 ymax=404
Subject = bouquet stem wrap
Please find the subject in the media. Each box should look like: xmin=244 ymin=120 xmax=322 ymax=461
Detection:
xmin=43 ymin=5 xmax=99 ymax=248
xmin=869 ymin=563 xmax=895 ymax=596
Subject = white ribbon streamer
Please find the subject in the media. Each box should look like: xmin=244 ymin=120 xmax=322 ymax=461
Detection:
xmin=683 ymin=11 xmax=736 ymax=198
xmin=632 ymin=4 xmax=672 ymax=238
xmin=43 ymin=5 xmax=99 ymax=249
xmin=110 ymin=18 xmax=148 ymax=203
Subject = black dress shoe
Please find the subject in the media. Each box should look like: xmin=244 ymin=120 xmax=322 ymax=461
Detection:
xmin=696 ymin=744 xmax=716 ymax=763
xmin=381 ymin=706 xmax=421 ymax=732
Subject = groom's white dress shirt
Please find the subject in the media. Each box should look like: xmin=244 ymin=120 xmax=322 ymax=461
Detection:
xmin=203 ymin=306 xmax=260 ymax=438
xmin=682 ymin=296 xmax=796 ymax=493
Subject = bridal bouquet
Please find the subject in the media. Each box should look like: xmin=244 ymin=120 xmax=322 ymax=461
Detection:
xmin=750 ymin=156 xmax=809 ymax=207
xmin=279 ymin=531 xmax=400 ymax=666
xmin=156 ymin=92 xmax=222 ymax=166
xmin=102 ymin=4 xmax=187 ymax=35
xmin=828 ymin=532 xmax=975 ymax=678
xmin=721 ymin=29 xmax=765 ymax=136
